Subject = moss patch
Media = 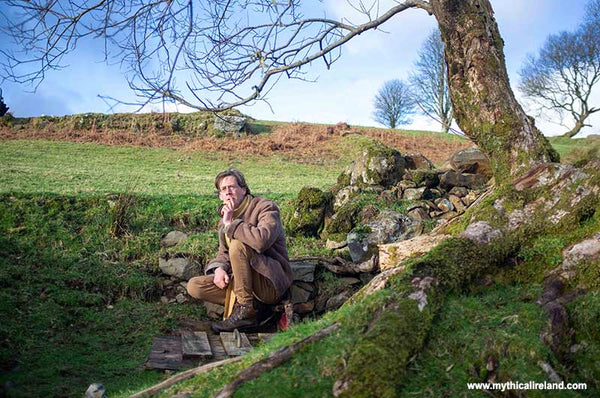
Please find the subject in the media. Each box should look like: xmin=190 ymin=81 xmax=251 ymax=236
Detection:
xmin=342 ymin=296 xmax=437 ymax=397
xmin=400 ymin=284 xmax=571 ymax=397
xmin=286 ymin=186 xmax=333 ymax=237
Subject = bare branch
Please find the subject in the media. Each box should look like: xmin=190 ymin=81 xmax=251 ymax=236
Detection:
xmin=409 ymin=29 xmax=453 ymax=133
xmin=519 ymin=13 xmax=600 ymax=138
xmin=1 ymin=0 xmax=431 ymax=111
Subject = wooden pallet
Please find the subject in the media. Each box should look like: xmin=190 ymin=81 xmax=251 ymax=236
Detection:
xmin=181 ymin=331 xmax=212 ymax=359
xmin=220 ymin=330 xmax=252 ymax=357
xmin=145 ymin=330 xmax=268 ymax=370
xmin=145 ymin=336 xmax=192 ymax=370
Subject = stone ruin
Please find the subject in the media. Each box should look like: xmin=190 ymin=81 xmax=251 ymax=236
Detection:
xmin=283 ymin=140 xmax=492 ymax=315
xmin=155 ymin=141 xmax=492 ymax=320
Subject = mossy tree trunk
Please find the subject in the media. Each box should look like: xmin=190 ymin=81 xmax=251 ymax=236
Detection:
xmin=430 ymin=0 xmax=559 ymax=182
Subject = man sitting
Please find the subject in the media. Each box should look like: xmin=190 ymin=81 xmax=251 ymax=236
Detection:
xmin=187 ymin=169 xmax=292 ymax=332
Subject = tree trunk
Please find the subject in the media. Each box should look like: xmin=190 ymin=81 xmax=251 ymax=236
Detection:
xmin=441 ymin=116 xmax=451 ymax=133
xmin=430 ymin=0 xmax=559 ymax=182
xmin=562 ymin=111 xmax=589 ymax=138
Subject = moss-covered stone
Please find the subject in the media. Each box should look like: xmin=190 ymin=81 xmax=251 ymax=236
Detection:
xmin=408 ymin=169 xmax=440 ymax=188
xmin=286 ymin=186 xmax=333 ymax=237
xmin=322 ymin=200 xmax=360 ymax=238
xmin=338 ymin=140 xmax=406 ymax=189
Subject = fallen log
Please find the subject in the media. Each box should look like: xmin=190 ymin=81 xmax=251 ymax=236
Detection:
xmin=214 ymin=323 xmax=340 ymax=398
xmin=128 ymin=356 xmax=242 ymax=398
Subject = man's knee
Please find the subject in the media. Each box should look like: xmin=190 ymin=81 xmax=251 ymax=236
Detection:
xmin=187 ymin=275 xmax=213 ymax=300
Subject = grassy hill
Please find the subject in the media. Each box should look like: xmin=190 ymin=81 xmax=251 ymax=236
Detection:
xmin=0 ymin=113 xmax=595 ymax=397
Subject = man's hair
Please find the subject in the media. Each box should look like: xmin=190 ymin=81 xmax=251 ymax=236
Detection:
xmin=215 ymin=169 xmax=251 ymax=195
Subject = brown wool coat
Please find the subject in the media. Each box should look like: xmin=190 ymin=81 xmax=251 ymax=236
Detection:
xmin=205 ymin=195 xmax=292 ymax=299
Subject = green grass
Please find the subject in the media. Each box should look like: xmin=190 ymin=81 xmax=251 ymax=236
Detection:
xmin=0 ymin=189 xmax=340 ymax=398
xmin=0 ymin=136 xmax=349 ymax=397
xmin=0 ymin=128 xmax=594 ymax=397
xmin=548 ymin=136 xmax=590 ymax=163
xmin=399 ymin=284 xmax=569 ymax=397
xmin=0 ymin=140 xmax=343 ymax=196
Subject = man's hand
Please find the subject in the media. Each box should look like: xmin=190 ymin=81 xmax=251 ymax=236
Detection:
xmin=222 ymin=198 xmax=235 ymax=226
xmin=213 ymin=267 xmax=229 ymax=289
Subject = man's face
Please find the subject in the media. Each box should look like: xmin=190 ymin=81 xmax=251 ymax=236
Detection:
xmin=218 ymin=175 xmax=247 ymax=209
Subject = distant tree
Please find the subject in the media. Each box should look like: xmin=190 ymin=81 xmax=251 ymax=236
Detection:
xmin=519 ymin=0 xmax=600 ymax=138
xmin=409 ymin=30 xmax=453 ymax=133
xmin=373 ymin=79 xmax=415 ymax=129
xmin=0 ymin=88 xmax=8 ymax=117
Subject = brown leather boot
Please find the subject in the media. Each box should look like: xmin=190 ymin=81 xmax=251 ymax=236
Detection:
xmin=211 ymin=302 xmax=257 ymax=333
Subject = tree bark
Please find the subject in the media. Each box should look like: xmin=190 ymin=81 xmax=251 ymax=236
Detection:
xmin=562 ymin=110 xmax=590 ymax=138
xmin=430 ymin=0 xmax=559 ymax=182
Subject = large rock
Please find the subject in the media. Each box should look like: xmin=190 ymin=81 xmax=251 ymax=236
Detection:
xmin=213 ymin=115 xmax=247 ymax=135
xmin=287 ymin=186 xmax=332 ymax=237
xmin=563 ymin=233 xmax=600 ymax=269
xmin=546 ymin=234 xmax=600 ymax=284
xmin=337 ymin=141 xmax=406 ymax=188
xmin=347 ymin=210 xmax=419 ymax=263
xmin=404 ymin=153 xmax=434 ymax=170
xmin=439 ymin=170 xmax=489 ymax=190
xmin=448 ymin=195 xmax=466 ymax=213
xmin=161 ymin=231 xmax=188 ymax=247
xmin=403 ymin=187 xmax=429 ymax=200
xmin=290 ymin=282 xmax=314 ymax=304
xmin=290 ymin=260 xmax=318 ymax=282
xmin=449 ymin=147 xmax=492 ymax=176
xmin=435 ymin=198 xmax=454 ymax=212
xmin=322 ymin=197 xmax=360 ymax=240
xmin=406 ymin=169 xmax=440 ymax=188
xmin=85 ymin=384 xmax=107 ymax=398
xmin=458 ymin=221 xmax=502 ymax=244
xmin=333 ymin=186 xmax=360 ymax=210
xmin=379 ymin=234 xmax=449 ymax=270
xmin=449 ymin=186 xmax=469 ymax=198
xmin=407 ymin=207 xmax=430 ymax=221
xmin=159 ymin=257 xmax=200 ymax=280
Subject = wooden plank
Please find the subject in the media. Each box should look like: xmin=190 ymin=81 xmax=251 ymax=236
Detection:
xmin=208 ymin=333 xmax=229 ymax=361
xmin=145 ymin=336 xmax=183 ymax=370
xmin=220 ymin=332 xmax=253 ymax=357
xmin=246 ymin=333 xmax=259 ymax=346
xmin=182 ymin=331 xmax=213 ymax=359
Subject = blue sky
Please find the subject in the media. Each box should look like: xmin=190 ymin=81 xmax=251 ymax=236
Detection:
xmin=1 ymin=0 xmax=595 ymax=136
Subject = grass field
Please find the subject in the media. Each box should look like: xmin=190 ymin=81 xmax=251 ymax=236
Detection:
xmin=0 ymin=134 xmax=352 ymax=398
xmin=0 ymin=120 xmax=596 ymax=397
xmin=0 ymin=140 xmax=343 ymax=196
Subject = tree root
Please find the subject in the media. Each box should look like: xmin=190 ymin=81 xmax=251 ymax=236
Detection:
xmin=128 ymin=357 xmax=243 ymax=398
xmin=214 ymin=323 xmax=340 ymax=398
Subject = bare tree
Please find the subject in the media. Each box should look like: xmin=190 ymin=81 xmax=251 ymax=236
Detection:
xmin=0 ymin=88 xmax=8 ymax=117
xmin=0 ymin=0 xmax=558 ymax=181
xmin=373 ymin=79 xmax=415 ymax=129
xmin=409 ymin=29 xmax=452 ymax=133
xmin=519 ymin=0 xmax=600 ymax=138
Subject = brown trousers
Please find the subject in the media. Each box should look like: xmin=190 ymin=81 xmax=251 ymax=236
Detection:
xmin=187 ymin=239 xmax=278 ymax=305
